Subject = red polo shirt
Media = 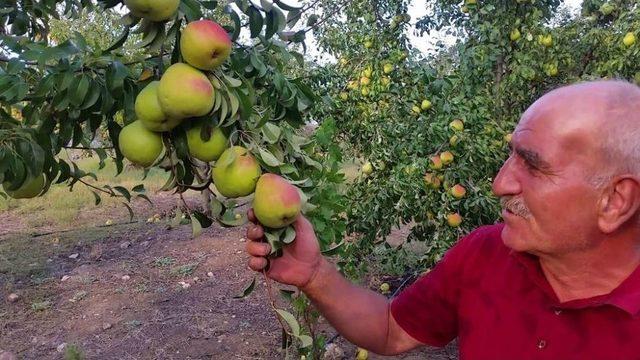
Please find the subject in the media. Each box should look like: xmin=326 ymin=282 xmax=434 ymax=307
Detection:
xmin=390 ymin=224 xmax=640 ymax=360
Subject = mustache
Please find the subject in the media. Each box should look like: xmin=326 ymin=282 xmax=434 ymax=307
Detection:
xmin=500 ymin=196 xmax=531 ymax=218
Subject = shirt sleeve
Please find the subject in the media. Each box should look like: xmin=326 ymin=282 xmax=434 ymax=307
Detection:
xmin=390 ymin=227 xmax=488 ymax=347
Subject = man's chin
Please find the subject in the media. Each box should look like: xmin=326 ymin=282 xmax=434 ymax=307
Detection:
xmin=501 ymin=224 xmax=529 ymax=252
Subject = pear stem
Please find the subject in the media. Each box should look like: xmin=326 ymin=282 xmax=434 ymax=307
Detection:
xmin=262 ymin=271 xmax=292 ymax=338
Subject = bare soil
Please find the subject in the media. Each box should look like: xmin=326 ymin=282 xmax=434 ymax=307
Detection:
xmin=0 ymin=193 xmax=457 ymax=359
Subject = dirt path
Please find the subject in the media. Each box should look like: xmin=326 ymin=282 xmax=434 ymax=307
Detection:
xmin=1 ymin=196 xmax=457 ymax=359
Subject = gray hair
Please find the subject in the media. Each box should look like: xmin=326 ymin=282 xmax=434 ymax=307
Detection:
xmin=581 ymin=80 xmax=640 ymax=188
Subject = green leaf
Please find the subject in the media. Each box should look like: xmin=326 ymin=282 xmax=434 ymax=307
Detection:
xmin=113 ymin=186 xmax=131 ymax=201
xmin=279 ymin=289 xmax=295 ymax=300
xmin=321 ymin=241 xmax=344 ymax=256
xmin=228 ymin=91 xmax=240 ymax=118
xmin=275 ymin=309 xmax=300 ymax=336
xmin=193 ymin=211 xmax=213 ymax=228
xmin=259 ymin=148 xmax=282 ymax=167
xmin=190 ymin=214 xmax=202 ymax=238
xmin=282 ymin=226 xmax=296 ymax=244
xmin=105 ymin=27 xmax=130 ymax=52
xmin=91 ymin=191 xmax=101 ymax=205
xmin=248 ymin=6 xmax=263 ymax=38
xmin=217 ymin=208 xmax=247 ymax=226
xmin=260 ymin=0 xmax=273 ymax=11
xmin=122 ymin=202 xmax=134 ymax=221
xmin=274 ymin=0 xmax=301 ymax=11
xmin=223 ymin=74 xmax=242 ymax=87
xmin=201 ymin=1 xmax=218 ymax=10
xmin=71 ymin=75 xmax=90 ymax=107
xmin=233 ymin=277 xmax=256 ymax=298
xmin=210 ymin=196 xmax=224 ymax=218
xmin=262 ymin=122 xmax=281 ymax=144
xmin=265 ymin=9 xmax=278 ymax=39
xmin=297 ymin=335 xmax=313 ymax=348
xmin=224 ymin=5 xmax=242 ymax=41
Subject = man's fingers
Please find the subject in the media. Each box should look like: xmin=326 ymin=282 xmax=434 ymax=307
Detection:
xmin=248 ymin=257 xmax=269 ymax=271
xmin=246 ymin=223 xmax=264 ymax=241
xmin=246 ymin=241 xmax=271 ymax=256
xmin=247 ymin=208 xmax=257 ymax=223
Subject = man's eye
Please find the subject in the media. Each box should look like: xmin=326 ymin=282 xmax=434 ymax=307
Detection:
xmin=524 ymin=161 xmax=538 ymax=172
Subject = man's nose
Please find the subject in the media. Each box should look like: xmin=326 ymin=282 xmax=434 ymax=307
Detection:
xmin=492 ymin=156 xmax=521 ymax=197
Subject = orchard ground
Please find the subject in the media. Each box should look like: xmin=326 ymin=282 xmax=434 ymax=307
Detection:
xmin=1 ymin=156 xmax=456 ymax=359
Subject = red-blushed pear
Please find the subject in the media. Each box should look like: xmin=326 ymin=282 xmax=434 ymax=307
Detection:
xmin=211 ymin=146 xmax=262 ymax=198
xmin=123 ymin=0 xmax=179 ymax=22
xmin=252 ymin=174 xmax=302 ymax=228
xmin=440 ymin=151 xmax=454 ymax=165
xmin=430 ymin=155 xmax=443 ymax=170
xmin=447 ymin=213 xmax=463 ymax=227
xmin=135 ymin=81 xmax=182 ymax=132
xmin=158 ymin=63 xmax=215 ymax=119
xmin=423 ymin=173 xmax=441 ymax=189
xmin=3 ymin=174 xmax=46 ymax=199
xmin=180 ymin=20 xmax=232 ymax=71
xmin=118 ymin=120 xmax=164 ymax=167
xmin=186 ymin=125 xmax=228 ymax=162
xmin=449 ymin=119 xmax=464 ymax=131
xmin=450 ymin=184 xmax=467 ymax=199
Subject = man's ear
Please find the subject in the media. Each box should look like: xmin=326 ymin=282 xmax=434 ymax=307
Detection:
xmin=597 ymin=176 xmax=640 ymax=233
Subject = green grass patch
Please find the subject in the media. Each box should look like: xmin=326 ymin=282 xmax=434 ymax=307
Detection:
xmin=153 ymin=256 xmax=176 ymax=267
xmin=170 ymin=263 xmax=198 ymax=277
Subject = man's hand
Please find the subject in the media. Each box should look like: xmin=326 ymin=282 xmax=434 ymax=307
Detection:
xmin=245 ymin=208 xmax=322 ymax=289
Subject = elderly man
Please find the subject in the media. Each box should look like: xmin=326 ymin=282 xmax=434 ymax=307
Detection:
xmin=245 ymin=80 xmax=640 ymax=359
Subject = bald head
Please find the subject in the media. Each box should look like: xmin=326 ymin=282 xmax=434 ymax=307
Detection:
xmin=521 ymin=80 xmax=640 ymax=184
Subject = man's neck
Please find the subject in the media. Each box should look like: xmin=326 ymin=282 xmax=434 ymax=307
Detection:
xmin=538 ymin=236 xmax=640 ymax=303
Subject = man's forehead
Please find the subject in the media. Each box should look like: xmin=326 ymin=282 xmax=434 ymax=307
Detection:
xmin=513 ymin=88 xmax=607 ymax=166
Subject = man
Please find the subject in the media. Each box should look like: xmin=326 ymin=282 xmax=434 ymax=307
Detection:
xmin=245 ymin=80 xmax=640 ymax=359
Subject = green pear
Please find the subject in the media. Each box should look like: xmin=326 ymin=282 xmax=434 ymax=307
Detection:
xmin=186 ymin=125 xmax=228 ymax=162
xmin=123 ymin=0 xmax=179 ymax=22
xmin=135 ymin=81 xmax=182 ymax=132
xmin=118 ymin=120 xmax=164 ymax=167
xmin=158 ymin=63 xmax=215 ymax=119
xmin=623 ymin=32 xmax=636 ymax=47
xmin=3 ymin=174 xmax=45 ymax=199
xmin=212 ymin=146 xmax=262 ymax=198
xmin=181 ymin=20 xmax=233 ymax=71
xmin=253 ymin=174 xmax=302 ymax=228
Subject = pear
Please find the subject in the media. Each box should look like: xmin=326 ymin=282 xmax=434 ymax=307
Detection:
xmin=158 ymin=63 xmax=215 ymax=119
xmin=623 ymin=32 xmax=636 ymax=47
xmin=135 ymin=81 xmax=182 ymax=132
xmin=118 ymin=120 xmax=164 ymax=167
xmin=186 ymin=125 xmax=228 ymax=162
xmin=180 ymin=20 xmax=233 ymax=71
xmin=123 ymin=0 xmax=179 ymax=22
xmin=212 ymin=146 xmax=262 ymax=198
xmin=253 ymin=174 xmax=302 ymax=228
xmin=3 ymin=174 xmax=45 ymax=199
xmin=447 ymin=213 xmax=463 ymax=227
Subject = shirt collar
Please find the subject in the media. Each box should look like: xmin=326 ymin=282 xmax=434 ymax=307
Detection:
xmin=509 ymin=249 xmax=640 ymax=317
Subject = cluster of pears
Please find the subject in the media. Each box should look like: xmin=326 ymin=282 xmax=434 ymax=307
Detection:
xmin=424 ymin=119 xmax=467 ymax=228
xmin=118 ymin=19 xmax=232 ymax=167
xmin=116 ymin=17 xmax=302 ymax=229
